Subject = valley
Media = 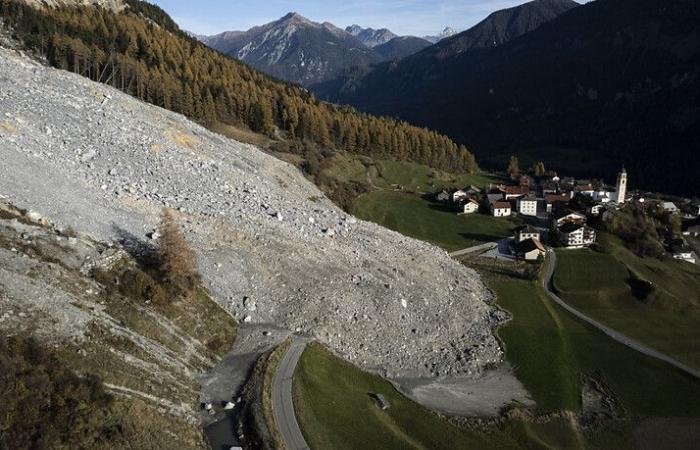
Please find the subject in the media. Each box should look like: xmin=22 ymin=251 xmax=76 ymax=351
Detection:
xmin=1 ymin=0 xmax=699 ymax=449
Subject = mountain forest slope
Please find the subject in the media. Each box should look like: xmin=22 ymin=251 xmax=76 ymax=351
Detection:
xmin=327 ymin=0 xmax=700 ymax=195
xmin=0 ymin=0 xmax=477 ymax=180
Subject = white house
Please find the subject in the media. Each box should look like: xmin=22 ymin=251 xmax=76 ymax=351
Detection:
xmin=663 ymin=202 xmax=679 ymax=213
xmin=515 ymin=225 xmax=540 ymax=243
xmin=515 ymin=238 xmax=546 ymax=261
xmin=558 ymin=223 xmax=596 ymax=248
xmin=462 ymin=199 xmax=480 ymax=214
xmin=592 ymin=190 xmax=613 ymax=203
xmin=552 ymin=210 xmax=587 ymax=228
xmin=517 ymin=197 xmax=538 ymax=217
xmin=492 ymin=201 xmax=512 ymax=217
xmin=588 ymin=204 xmax=604 ymax=216
xmin=452 ymin=190 xmax=468 ymax=203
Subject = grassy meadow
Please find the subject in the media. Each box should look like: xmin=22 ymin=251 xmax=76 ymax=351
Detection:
xmin=352 ymin=190 xmax=522 ymax=251
xmin=348 ymin=161 xmax=518 ymax=252
xmin=293 ymin=343 xmax=590 ymax=450
xmin=553 ymin=233 xmax=700 ymax=371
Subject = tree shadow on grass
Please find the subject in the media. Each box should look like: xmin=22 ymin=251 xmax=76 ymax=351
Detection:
xmin=427 ymin=202 xmax=461 ymax=213
xmin=459 ymin=232 xmax=500 ymax=243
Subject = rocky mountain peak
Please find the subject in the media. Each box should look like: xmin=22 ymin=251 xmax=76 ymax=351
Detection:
xmin=345 ymin=24 xmax=398 ymax=47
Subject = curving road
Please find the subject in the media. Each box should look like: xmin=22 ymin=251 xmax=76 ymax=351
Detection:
xmin=544 ymin=249 xmax=700 ymax=380
xmin=271 ymin=338 xmax=311 ymax=450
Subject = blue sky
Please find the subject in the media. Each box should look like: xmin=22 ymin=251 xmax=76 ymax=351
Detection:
xmin=149 ymin=0 xmax=592 ymax=37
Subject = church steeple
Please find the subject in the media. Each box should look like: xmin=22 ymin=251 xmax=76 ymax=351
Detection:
xmin=615 ymin=167 xmax=627 ymax=204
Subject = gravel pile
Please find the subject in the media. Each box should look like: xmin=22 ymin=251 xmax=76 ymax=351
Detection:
xmin=0 ymin=46 xmax=504 ymax=378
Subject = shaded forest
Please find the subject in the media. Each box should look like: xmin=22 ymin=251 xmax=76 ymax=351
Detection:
xmin=0 ymin=0 xmax=477 ymax=176
xmin=0 ymin=336 xmax=119 ymax=449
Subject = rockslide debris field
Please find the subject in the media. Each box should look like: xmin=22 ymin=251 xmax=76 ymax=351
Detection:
xmin=0 ymin=46 xmax=504 ymax=378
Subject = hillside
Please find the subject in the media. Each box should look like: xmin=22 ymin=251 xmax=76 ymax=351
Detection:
xmin=0 ymin=45 xmax=502 ymax=380
xmin=0 ymin=0 xmax=477 ymax=185
xmin=326 ymin=0 xmax=700 ymax=195
xmin=374 ymin=36 xmax=432 ymax=61
xmin=0 ymin=200 xmax=236 ymax=448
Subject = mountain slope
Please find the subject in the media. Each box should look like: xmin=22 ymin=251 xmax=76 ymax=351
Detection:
xmin=345 ymin=24 xmax=397 ymax=48
xmin=0 ymin=45 xmax=501 ymax=380
xmin=330 ymin=0 xmax=700 ymax=195
xmin=424 ymin=0 xmax=578 ymax=58
xmin=424 ymin=27 xmax=457 ymax=44
xmin=202 ymin=13 xmax=381 ymax=87
xmin=316 ymin=0 xmax=576 ymax=100
xmin=374 ymin=36 xmax=432 ymax=60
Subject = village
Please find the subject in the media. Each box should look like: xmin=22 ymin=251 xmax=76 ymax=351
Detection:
xmin=434 ymin=167 xmax=700 ymax=264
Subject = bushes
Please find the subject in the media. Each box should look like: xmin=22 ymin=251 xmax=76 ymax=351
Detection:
xmin=0 ymin=336 xmax=120 ymax=449
xmin=93 ymin=265 xmax=167 ymax=305
xmin=158 ymin=209 xmax=199 ymax=295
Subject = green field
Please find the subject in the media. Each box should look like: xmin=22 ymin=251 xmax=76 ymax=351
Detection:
xmin=293 ymin=343 xmax=589 ymax=450
xmin=552 ymin=234 xmax=700 ymax=371
xmin=372 ymin=160 xmax=503 ymax=191
xmin=321 ymin=155 xmax=503 ymax=191
xmin=352 ymin=190 xmax=522 ymax=251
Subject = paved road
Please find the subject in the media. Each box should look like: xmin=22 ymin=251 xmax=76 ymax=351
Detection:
xmin=544 ymin=249 xmax=700 ymax=380
xmin=272 ymin=339 xmax=310 ymax=450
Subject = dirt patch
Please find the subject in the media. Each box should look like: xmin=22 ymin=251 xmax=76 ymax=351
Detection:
xmin=395 ymin=362 xmax=534 ymax=417
xmin=0 ymin=121 xmax=18 ymax=135
xmin=580 ymin=374 xmax=623 ymax=427
xmin=164 ymin=127 xmax=202 ymax=154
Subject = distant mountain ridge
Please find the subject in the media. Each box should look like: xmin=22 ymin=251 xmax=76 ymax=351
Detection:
xmin=201 ymin=12 xmax=379 ymax=87
xmin=324 ymin=0 xmax=700 ymax=195
xmin=424 ymin=27 xmax=457 ymax=44
xmin=201 ymin=13 xmax=432 ymax=86
xmin=314 ymin=0 xmax=577 ymax=100
xmin=345 ymin=24 xmax=397 ymax=47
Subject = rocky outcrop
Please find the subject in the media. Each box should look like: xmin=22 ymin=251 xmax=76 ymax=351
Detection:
xmin=0 ymin=46 xmax=503 ymax=378
xmin=16 ymin=0 xmax=125 ymax=11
